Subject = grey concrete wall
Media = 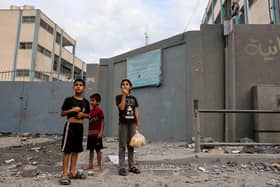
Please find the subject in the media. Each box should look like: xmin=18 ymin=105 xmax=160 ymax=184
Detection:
xmin=189 ymin=25 xmax=225 ymax=141
xmin=98 ymin=25 xmax=225 ymax=141
xmin=0 ymin=81 xmax=94 ymax=134
xmin=99 ymin=34 xmax=189 ymax=141
xmin=253 ymin=85 xmax=280 ymax=142
xmin=227 ymin=24 xmax=280 ymax=140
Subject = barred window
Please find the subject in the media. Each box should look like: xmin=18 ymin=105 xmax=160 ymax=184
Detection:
xmin=40 ymin=19 xmax=54 ymax=34
xmin=37 ymin=44 xmax=51 ymax=58
xmin=35 ymin=71 xmax=49 ymax=81
xmin=56 ymin=32 xmax=61 ymax=44
xmin=22 ymin=16 xmax=35 ymax=23
xmin=16 ymin=69 xmax=30 ymax=77
xmin=19 ymin=42 xmax=32 ymax=49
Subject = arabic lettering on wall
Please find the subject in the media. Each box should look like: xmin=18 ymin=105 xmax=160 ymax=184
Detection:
xmin=244 ymin=36 xmax=280 ymax=61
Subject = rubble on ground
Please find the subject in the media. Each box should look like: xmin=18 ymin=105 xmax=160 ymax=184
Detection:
xmin=0 ymin=134 xmax=279 ymax=186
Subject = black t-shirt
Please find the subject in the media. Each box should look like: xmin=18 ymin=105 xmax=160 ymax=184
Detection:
xmin=116 ymin=95 xmax=138 ymax=124
xmin=61 ymin=96 xmax=90 ymax=119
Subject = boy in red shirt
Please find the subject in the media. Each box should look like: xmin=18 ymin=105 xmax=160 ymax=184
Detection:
xmin=85 ymin=93 xmax=104 ymax=171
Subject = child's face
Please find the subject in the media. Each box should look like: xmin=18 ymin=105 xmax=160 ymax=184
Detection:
xmin=73 ymin=81 xmax=85 ymax=95
xmin=90 ymin=98 xmax=99 ymax=107
xmin=121 ymin=81 xmax=132 ymax=91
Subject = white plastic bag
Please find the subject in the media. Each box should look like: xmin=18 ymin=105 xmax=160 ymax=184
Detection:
xmin=130 ymin=130 xmax=146 ymax=148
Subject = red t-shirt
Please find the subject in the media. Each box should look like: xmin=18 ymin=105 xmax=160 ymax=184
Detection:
xmin=88 ymin=107 xmax=104 ymax=137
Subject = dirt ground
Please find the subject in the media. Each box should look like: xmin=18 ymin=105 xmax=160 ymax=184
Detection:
xmin=0 ymin=135 xmax=279 ymax=187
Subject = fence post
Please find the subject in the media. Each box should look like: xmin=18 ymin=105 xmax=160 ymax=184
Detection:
xmin=194 ymin=99 xmax=201 ymax=153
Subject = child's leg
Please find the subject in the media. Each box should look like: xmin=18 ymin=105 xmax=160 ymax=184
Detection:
xmin=84 ymin=150 xmax=94 ymax=170
xmin=70 ymin=152 xmax=78 ymax=176
xmin=62 ymin=153 xmax=70 ymax=176
xmin=96 ymin=150 xmax=102 ymax=171
xmin=127 ymin=123 xmax=136 ymax=168
xmin=119 ymin=123 xmax=128 ymax=169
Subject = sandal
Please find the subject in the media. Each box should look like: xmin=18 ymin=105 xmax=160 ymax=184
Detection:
xmin=69 ymin=171 xmax=86 ymax=179
xmin=129 ymin=166 xmax=140 ymax=174
xmin=59 ymin=176 xmax=71 ymax=185
xmin=119 ymin=168 xmax=127 ymax=176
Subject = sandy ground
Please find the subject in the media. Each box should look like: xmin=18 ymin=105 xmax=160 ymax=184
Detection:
xmin=0 ymin=135 xmax=279 ymax=187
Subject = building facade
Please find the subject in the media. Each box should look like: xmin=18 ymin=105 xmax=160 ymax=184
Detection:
xmin=202 ymin=0 xmax=280 ymax=24
xmin=0 ymin=5 xmax=86 ymax=81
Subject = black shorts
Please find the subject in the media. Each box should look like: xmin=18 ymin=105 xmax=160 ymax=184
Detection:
xmin=86 ymin=136 xmax=103 ymax=151
xmin=61 ymin=122 xmax=84 ymax=153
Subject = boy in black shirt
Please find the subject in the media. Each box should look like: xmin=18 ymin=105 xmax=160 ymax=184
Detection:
xmin=116 ymin=79 xmax=141 ymax=176
xmin=59 ymin=79 xmax=90 ymax=185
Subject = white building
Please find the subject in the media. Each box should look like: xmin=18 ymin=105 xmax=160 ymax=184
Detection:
xmin=0 ymin=5 xmax=86 ymax=81
xmin=202 ymin=0 xmax=280 ymax=24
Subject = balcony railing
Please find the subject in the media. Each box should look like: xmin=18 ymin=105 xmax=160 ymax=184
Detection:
xmin=0 ymin=70 xmax=86 ymax=82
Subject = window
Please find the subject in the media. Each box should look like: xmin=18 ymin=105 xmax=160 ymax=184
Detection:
xmin=40 ymin=19 xmax=54 ymax=34
xmin=16 ymin=69 xmax=30 ymax=77
xmin=37 ymin=44 xmax=51 ymax=58
xmin=249 ymin=0 xmax=256 ymax=7
xmin=22 ymin=16 xmax=35 ymax=23
xmin=19 ymin=42 xmax=32 ymax=49
xmin=56 ymin=32 xmax=61 ymax=44
xmin=61 ymin=64 xmax=71 ymax=75
xmin=35 ymin=71 xmax=49 ymax=81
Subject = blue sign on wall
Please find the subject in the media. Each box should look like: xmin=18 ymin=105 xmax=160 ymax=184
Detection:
xmin=127 ymin=49 xmax=162 ymax=88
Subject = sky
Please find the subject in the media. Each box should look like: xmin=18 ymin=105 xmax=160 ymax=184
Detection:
xmin=0 ymin=0 xmax=208 ymax=64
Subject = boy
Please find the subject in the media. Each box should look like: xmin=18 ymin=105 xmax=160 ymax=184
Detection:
xmin=116 ymin=79 xmax=141 ymax=176
xmin=59 ymin=78 xmax=90 ymax=185
xmin=84 ymin=93 xmax=104 ymax=171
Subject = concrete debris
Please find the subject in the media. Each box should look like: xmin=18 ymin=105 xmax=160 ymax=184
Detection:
xmin=254 ymin=146 xmax=266 ymax=153
xmin=87 ymin=170 xmax=94 ymax=176
xmin=223 ymin=146 xmax=243 ymax=154
xmin=242 ymin=146 xmax=255 ymax=154
xmin=267 ymin=179 xmax=280 ymax=187
xmin=26 ymin=157 xmax=33 ymax=161
xmin=0 ymin=136 xmax=279 ymax=186
xmin=4 ymin=158 xmax=15 ymax=164
xmin=7 ymin=164 xmax=17 ymax=170
xmin=239 ymin=137 xmax=254 ymax=143
xmin=0 ymin=132 xmax=12 ymax=136
xmin=16 ymin=162 xmax=23 ymax=168
xmin=208 ymin=147 xmax=225 ymax=154
xmin=197 ymin=165 xmax=220 ymax=173
xmin=241 ymin=164 xmax=247 ymax=169
xmin=22 ymin=133 xmax=31 ymax=137
xmin=201 ymin=137 xmax=216 ymax=143
xmin=198 ymin=166 xmax=207 ymax=172
xmin=188 ymin=143 xmax=195 ymax=148
xmin=226 ymin=161 xmax=238 ymax=167
xmin=20 ymin=137 xmax=27 ymax=142
xmin=31 ymin=147 xmax=41 ymax=152
xmin=231 ymin=150 xmax=241 ymax=154
xmin=22 ymin=165 xmax=39 ymax=177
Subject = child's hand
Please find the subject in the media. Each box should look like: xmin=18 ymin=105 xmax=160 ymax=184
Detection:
xmin=72 ymin=106 xmax=81 ymax=112
xmin=136 ymin=124 xmax=140 ymax=131
xmin=97 ymin=132 xmax=103 ymax=138
xmin=77 ymin=112 xmax=84 ymax=119
xmin=122 ymin=87 xmax=129 ymax=96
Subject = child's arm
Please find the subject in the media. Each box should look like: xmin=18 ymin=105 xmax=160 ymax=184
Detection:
xmin=118 ymin=88 xmax=128 ymax=110
xmin=98 ymin=118 xmax=105 ymax=138
xmin=60 ymin=107 xmax=80 ymax=117
xmin=77 ymin=112 xmax=89 ymax=119
xmin=76 ymin=99 xmax=90 ymax=119
xmin=135 ymin=107 xmax=140 ymax=130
